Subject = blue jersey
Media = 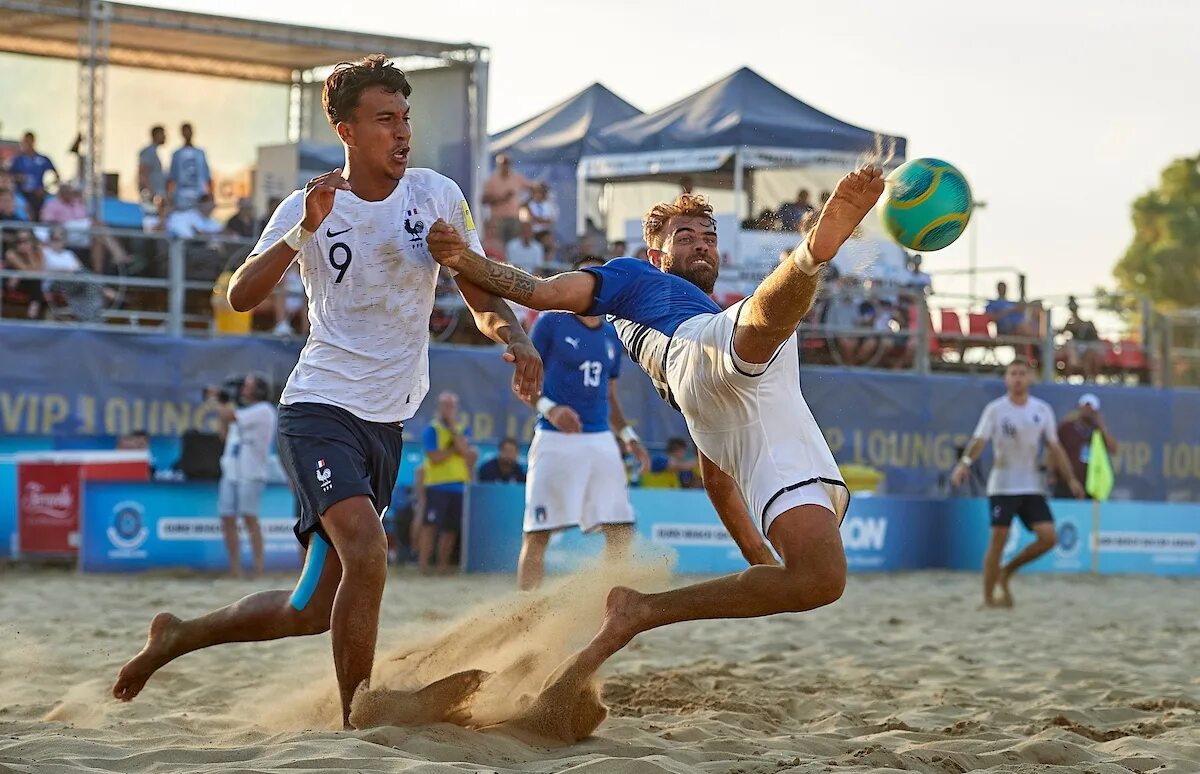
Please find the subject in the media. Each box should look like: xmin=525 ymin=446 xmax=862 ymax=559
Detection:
xmin=582 ymin=258 xmax=721 ymax=406
xmin=531 ymin=312 xmax=623 ymax=433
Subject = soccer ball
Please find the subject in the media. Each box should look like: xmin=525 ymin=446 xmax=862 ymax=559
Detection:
xmin=880 ymin=158 xmax=973 ymax=251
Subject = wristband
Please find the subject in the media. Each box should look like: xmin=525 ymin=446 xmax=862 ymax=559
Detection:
xmin=619 ymin=426 xmax=640 ymax=444
xmin=791 ymin=240 xmax=824 ymax=276
xmin=535 ymin=396 xmax=557 ymax=415
xmin=958 ymin=455 xmax=973 ymax=467
xmin=284 ymin=222 xmax=313 ymax=252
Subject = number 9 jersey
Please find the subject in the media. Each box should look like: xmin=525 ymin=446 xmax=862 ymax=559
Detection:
xmin=252 ymin=169 xmax=484 ymax=424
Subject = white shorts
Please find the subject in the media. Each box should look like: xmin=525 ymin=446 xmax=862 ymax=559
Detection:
xmin=218 ymin=477 xmax=266 ymax=518
xmin=524 ymin=428 xmax=634 ymax=533
xmin=666 ymin=299 xmax=849 ymax=536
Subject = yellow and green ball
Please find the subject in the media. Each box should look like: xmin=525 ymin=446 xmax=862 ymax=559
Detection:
xmin=881 ymin=158 xmax=973 ymax=251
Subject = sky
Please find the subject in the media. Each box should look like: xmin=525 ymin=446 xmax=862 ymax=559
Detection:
xmin=2 ymin=0 xmax=1197 ymax=322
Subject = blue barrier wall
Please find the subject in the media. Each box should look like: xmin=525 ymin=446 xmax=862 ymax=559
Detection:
xmin=79 ymin=481 xmax=302 ymax=573
xmin=2 ymin=325 xmax=1199 ymax=499
xmin=464 ymin=486 xmax=1199 ymax=578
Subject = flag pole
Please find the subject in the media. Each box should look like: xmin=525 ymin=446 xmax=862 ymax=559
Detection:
xmin=1090 ymin=497 xmax=1100 ymax=575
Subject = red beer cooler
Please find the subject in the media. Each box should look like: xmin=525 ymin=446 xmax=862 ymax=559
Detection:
xmin=16 ymin=451 xmax=150 ymax=557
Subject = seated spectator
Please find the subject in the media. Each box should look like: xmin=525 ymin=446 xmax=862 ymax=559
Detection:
xmin=40 ymin=182 xmax=89 ymax=226
xmin=778 ymin=189 xmax=816 ymax=232
xmin=223 ymin=197 xmax=258 ymax=239
xmin=985 ymin=280 xmax=1036 ymax=337
xmin=505 ymin=221 xmax=544 ymax=272
xmin=1060 ymin=296 xmax=1102 ymax=381
xmin=608 ymin=240 xmax=627 ymax=258
xmin=822 ymin=276 xmax=877 ymax=366
xmin=42 ymin=224 xmax=105 ymax=322
xmin=0 ymin=175 xmax=30 ymax=221
xmin=521 ymin=182 xmax=557 ymax=234
xmin=477 ymin=437 xmax=527 ymax=484
xmin=481 ymin=219 xmax=507 ymax=262
xmin=535 ymin=230 xmax=559 ymax=269
xmin=166 ymin=194 xmax=222 ymax=239
xmin=3 ymin=228 xmax=47 ymax=318
xmin=641 ymin=438 xmax=697 ymax=489
xmin=580 ymin=217 xmax=607 ymax=256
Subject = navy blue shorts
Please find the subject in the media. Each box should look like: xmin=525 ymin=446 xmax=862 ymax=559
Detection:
xmin=276 ymin=402 xmax=404 ymax=547
xmin=424 ymin=487 xmax=464 ymax=533
xmin=988 ymin=494 xmax=1053 ymax=530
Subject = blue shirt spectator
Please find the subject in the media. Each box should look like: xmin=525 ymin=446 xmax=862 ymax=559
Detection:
xmin=167 ymin=123 xmax=212 ymax=210
xmin=985 ymin=280 xmax=1027 ymax=336
xmin=477 ymin=438 xmax=527 ymax=484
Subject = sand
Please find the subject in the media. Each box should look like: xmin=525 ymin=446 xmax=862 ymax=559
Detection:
xmin=1 ymin=565 xmax=1198 ymax=773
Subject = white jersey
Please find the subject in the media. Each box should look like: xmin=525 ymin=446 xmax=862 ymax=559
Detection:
xmin=254 ymin=169 xmax=483 ymax=423
xmin=219 ymin=401 xmax=277 ymax=483
xmin=972 ymin=395 xmax=1059 ymax=496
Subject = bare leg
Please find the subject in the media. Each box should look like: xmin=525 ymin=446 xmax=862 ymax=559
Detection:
xmin=983 ymin=526 xmax=1010 ymax=607
xmin=112 ymin=536 xmax=342 ymax=701
xmin=735 ymin=167 xmax=885 ymax=364
xmin=220 ymin=515 xmax=242 ymax=578
xmin=498 ymin=504 xmax=846 ymax=743
xmin=320 ymin=496 xmax=390 ymax=728
xmin=417 ymin=523 xmax=437 ymax=574
xmin=244 ymin=515 xmax=265 ymax=577
xmin=518 ymin=530 xmax=551 ymax=591
xmin=436 ymin=530 xmax=458 ymax=574
xmin=999 ymin=521 xmax=1056 ymax=603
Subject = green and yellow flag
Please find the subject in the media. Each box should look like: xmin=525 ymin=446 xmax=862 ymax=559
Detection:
xmin=1085 ymin=430 xmax=1114 ymax=501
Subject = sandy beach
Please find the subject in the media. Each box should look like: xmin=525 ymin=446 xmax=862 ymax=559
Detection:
xmin=1 ymin=565 xmax=1197 ymax=773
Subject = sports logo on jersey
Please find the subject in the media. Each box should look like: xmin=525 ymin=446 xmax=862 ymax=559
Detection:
xmin=315 ymin=459 xmax=333 ymax=492
xmin=403 ymin=208 xmax=425 ymax=242
xmin=1001 ymin=419 xmax=1018 ymax=438
xmin=565 ymin=336 xmax=580 ymax=349
xmin=460 ymin=200 xmax=476 ymax=232
xmin=606 ymin=341 xmax=616 ymax=361
xmin=535 ymin=506 xmax=547 ymax=524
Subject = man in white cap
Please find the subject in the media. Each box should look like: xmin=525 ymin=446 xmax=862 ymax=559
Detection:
xmin=1053 ymin=393 xmax=1119 ymax=499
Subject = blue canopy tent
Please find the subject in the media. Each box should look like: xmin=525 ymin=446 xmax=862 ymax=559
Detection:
xmin=489 ymin=83 xmax=641 ymax=246
xmin=578 ymin=67 xmax=906 ymax=256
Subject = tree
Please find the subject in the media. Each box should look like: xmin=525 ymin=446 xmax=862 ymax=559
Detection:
xmin=1113 ymin=154 xmax=1200 ymax=310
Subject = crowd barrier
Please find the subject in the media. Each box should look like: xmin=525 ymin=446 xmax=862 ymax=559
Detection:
xmin=2 ymin=477 xmax=1196 ymax=577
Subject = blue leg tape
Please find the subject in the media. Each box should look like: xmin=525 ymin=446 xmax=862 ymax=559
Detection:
xmin=289 ymin=533 xmax=329 ymax=611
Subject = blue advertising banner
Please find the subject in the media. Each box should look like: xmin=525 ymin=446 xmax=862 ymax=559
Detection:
xmin=0 ymin=462 xmax=15 ymax=558
xmin=1 ymin=325 xmax=1198 ymax=499
xmin=79 ymin=481 xmax=302 ymax=573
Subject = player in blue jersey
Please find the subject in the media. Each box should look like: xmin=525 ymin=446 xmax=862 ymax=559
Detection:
xmin=428 ymin=165 xmax=884 ymax=740
xmin=519 ymin=257 xmax=651 ymax=590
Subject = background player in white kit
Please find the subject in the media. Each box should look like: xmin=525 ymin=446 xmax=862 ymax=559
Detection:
xmin=428 ymin=165 xmax=886 ymax=739
xmin=951 ymin=358 xmax=1084 ymax=607
xmin=112 ymin=56 xmax=541 ymax=728
xmin=519 ymin=257 xmax=651 ymax=590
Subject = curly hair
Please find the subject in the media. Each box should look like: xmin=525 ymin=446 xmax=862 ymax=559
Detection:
xmin=322 ymin=54 xmax=412 ymax=126
xmin=642 ymin=194 xmax=715 ymax=249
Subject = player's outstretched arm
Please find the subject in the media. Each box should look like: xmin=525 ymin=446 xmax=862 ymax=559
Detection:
xmin=699 ymin=452 xmax=779 ymax=567
xmin=454 ymin=276 xmax=542 ymax=402
xmin=426 ymin=220 xmax=594 ymax=313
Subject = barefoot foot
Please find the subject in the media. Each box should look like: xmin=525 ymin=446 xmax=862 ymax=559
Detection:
xmin=111 ymin=612 xmax=184 ymax=701
xmin=349 ymin=669 xmax=489 ymax=729
xmin=808 ymin=166 xmax=885 ymax=262
xmin=485 ymin=678 xmax=607 ymax=746
xmin=997 ymin=567 xmax=1014 ymax=607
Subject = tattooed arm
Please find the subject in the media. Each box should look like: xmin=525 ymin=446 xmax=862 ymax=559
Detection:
xmin=426 ymin=219 xmax=595 ymax=313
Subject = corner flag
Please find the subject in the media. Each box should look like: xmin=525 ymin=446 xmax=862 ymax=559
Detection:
xmin=1085 ymin=430 xmax=1114 ymax=501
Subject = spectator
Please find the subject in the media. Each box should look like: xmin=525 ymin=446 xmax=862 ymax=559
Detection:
xmin=903 ymin=254 xmax=932 ymax=296
xmin=137 ymin=125 xmax=167 ymax=204
xmin=419 ymin=392 xmax=477 ymax=574
xmin=985 ymin=281 xmax=1036 ymax=338
xmin=641 ymin=438 xmax=697 ymax=489
xmin=505 ymin=220 xmax=544 ymax=272
xmin=166 ymin=194 xmax=222 ymax=239
xmin=481 ymin=219 xmax=507 ymax=262
xmin=580 ymin=217 xmax=607 ymax=256
xmin=3 ymin=228 xmax=46 ymax=318
xmin=679 ymin=175 xmax=695 ymax=194
xmin=1052 ymin=393 xmax=1118 ymax=499
xmin=477 ymin=437 xmax=527 ymax=484
xmin=0 ymin=175 xmax=30 ymax=220
xmin=257 ymin=196 xmax=284 ymax=235
xmin=608 ymin=240 xmax=628 ymax=259
xmin=40 ymin=182 xmax=89 ymax=227
xmin=633 ymin=246 xmax=650 ymax=261
xmin=823 ymin=276 xmax=877 ymax=366
xmin=521 ymin=181 xmax=557 ymax=234
xmin=535 ymin=230 xmax=558 ymax=268
xmin=1060 ymin=296 xmax=1103 ymax=381
xmin=482 ymin=153 xmax=532 ymax=243
xmin=224 ymin=197 xmax=258 ymax=239
xmin=8 ymin=132 xmax=58 ymax=220
xmin=42 ymin=224 xmax=104 ymax=322
xmin=271 ymin=264 xmax=309 ymax=337
xmin=167 ymin=122 xmax=213 ymax=210
xmin=779 ymin=189 xmax=816 ymax=232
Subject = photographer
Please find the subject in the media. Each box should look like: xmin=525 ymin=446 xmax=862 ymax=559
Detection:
xmin=207 ymin=374 xmax=277 ymax=577
xmin=1053 ymin=393 xmax=1118 ymax=500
